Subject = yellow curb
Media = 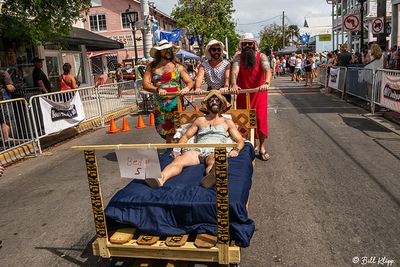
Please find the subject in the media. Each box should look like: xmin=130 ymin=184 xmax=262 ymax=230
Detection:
xmin=0 ymin=143 xmax=35 ymax=166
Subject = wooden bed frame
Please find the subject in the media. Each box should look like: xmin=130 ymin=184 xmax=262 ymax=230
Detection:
xmin=71 ymin=108 xmax=256 ymax=266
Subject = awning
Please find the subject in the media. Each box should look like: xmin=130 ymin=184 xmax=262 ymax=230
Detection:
xmin=176 ymin=49 xmax=200 ymax=60
xmin=58 ymin=27 xmax=124 ymax=51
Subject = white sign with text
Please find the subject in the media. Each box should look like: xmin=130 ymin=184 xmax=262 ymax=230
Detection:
xmin=115 ymin=148 xmax=161 ymax=179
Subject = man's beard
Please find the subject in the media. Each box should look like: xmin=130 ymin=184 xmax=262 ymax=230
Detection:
xmin=242 ymin=48 xmax=256 ymax=68
xmin=208 ymin=104 xmax=221 ymax=114
xmin=211 ymin=53 xmax=221 ymax=60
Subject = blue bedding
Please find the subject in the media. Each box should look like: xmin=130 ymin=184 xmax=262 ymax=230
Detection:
xmin=105 ymin=142 xmax=255 ymax=247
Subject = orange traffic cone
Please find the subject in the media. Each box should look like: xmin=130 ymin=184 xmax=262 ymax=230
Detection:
xmin=149 ymin=113 xmax=155 ymax=126
xmin=121 ymin=117 xmax=131 ymax=132
xmin=194 ymin=105 xmax=199 ymax=112
xmin=136 ymin=115 xmax=146 ymax=129
xmin=107 ymin=117 xmax=120 ymax=134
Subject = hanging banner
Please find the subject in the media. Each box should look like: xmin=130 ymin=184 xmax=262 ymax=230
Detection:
xmin=39 ymin=92 xmax=86 ymax=135
xmin=328 ymin=67 xmax=340 ymax=90
xmin=380 ymin=72 xmax=400 ymax=113
xmin=115 ymin=148 xmax=161 ymax=179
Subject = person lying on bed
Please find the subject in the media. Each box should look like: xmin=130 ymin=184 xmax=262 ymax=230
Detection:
xmin=145 ymin=90 xmax=245 ymax=188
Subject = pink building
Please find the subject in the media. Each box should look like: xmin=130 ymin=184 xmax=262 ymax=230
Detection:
xmin=79 ymin=0 xmax=177 ymax=71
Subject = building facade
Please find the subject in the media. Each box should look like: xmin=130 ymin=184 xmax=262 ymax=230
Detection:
xmin=77 ymin=0 xmax=177 ymax=72
xmin=300 ymin=17 xmax=333 ymax=52
xmin=329 ymin=0 xmax=392 ymax=51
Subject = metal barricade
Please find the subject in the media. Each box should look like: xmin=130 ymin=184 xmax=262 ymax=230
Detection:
xmin=97 ymin=80 xmax=137 ymax=115
xmin=328 ymin=67 xmax=347 ymax=94
xmin=29 ymin=87 xmax=101 ymax=153
xmin=345 ymin=67 xmax=374 ymax=102
xmin=0 ymin=98 xmax=36 ymax=155
xmin=372 ymin=69 xmax=400 ymax=114
xmin=316 ymin=66 xmax=328 ymax=86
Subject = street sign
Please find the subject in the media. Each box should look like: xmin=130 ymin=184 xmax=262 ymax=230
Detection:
xmin=343 ymin=14 xmax=360 ymax=31
xmin=372 ymin=17 xmax=384 ymax=34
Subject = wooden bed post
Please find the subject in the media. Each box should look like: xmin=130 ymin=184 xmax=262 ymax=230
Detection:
xmin=84 ymin=150 xmax=110 ymax=258
xmin=215 ymin=147 xmax=230 ymax=265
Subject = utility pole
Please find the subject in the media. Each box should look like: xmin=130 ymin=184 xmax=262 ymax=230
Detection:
xmin=377 ymin=0 xmax=387 ymax=47
xmin=140 ymin=0 xmax=153 ymax=59
xmin=282 ymin=11 xmax=285 ymax=47
xmin=358 ymin=0 xmax=366 ymax=52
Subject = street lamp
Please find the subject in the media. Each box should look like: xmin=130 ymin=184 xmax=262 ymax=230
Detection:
xmin=125 ymin=4 xmax=139 ymax=64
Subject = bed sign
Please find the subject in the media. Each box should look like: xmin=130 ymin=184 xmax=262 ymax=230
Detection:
xmin=115 ymin=148 xmax=161 ymax=179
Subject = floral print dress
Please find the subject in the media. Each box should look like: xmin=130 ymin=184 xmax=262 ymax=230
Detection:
xmin=152 ymin=67 xmax=181 ymax=139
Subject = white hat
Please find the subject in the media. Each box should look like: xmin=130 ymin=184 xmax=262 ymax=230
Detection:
xmin=205 ymin=39 xmax=226 ymax=60
xmin=150 ymin=39 xmax=180 ymax=58
xmin=238 ymin=33 xmax=258 ymax=49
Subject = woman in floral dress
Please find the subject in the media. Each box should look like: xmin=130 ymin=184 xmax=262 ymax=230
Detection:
xmin=143 ymin=40 xmax=193 ymax=142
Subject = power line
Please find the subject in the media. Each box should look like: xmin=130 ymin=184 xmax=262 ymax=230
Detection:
xmin=237 ymin=15 xmax=281 ymax=25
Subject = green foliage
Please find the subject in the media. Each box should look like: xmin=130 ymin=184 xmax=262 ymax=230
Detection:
xmin=0 ymin=0 xmax=91 ymax=44
xmin=171 ymin=0 xmax=238 ymax=57
xmin=259 ymin=23 xmax=299 ymax=54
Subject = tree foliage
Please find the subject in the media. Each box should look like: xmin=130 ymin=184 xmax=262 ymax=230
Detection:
xmin=171 ymin=0 xmax=238 ymax=57
xmin=259 ymin=24 xmax=299 ymax=55
xmin=0 ymin=0 xmax=91 ymax=44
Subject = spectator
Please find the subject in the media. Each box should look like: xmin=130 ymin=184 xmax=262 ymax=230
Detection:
xmin=337 ymin=44 xmax=352 ymax=67
xmin=59 ymin=63 xmax=78 ymax=91
xmin=364 ymin=43 xmax=383 ymax=74
xmin=304 ymin=53 xmax=314 ymax=87
xmin=115 ymin=63 xmax=124 ymax=82
xmin=0 ymin=69 xmax=15 ymax=148
xmin=32 ymin=57 xmax=51 ymax=94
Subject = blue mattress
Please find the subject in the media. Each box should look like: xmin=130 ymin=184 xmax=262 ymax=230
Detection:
xmin=105 ymin=142 xmax=255 ymax=247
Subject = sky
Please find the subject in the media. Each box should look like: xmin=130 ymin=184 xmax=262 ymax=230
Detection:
xmin=153 ymin=0 xmax=332 ymax=37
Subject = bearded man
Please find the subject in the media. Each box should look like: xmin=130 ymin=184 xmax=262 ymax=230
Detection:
xmin=230 ymin=33 xmax=272 ymax=161
xmin=145 ymin=90 xmax=245 ymax=188
xmin=195 ymin=40 xmax=231 ymax=102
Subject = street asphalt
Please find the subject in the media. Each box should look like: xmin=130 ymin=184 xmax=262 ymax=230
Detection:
xmin=0 ymin=77 xmax=399 ymax=267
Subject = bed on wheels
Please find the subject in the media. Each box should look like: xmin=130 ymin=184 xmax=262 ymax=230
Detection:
xmin=71 ymin=95 xmax=258 ymax=266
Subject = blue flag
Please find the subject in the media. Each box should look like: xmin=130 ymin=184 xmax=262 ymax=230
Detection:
xmin=300 ymin=33 xmax=310 ymax=45
xmin=160 ymin=28 xmax=182 ymax=43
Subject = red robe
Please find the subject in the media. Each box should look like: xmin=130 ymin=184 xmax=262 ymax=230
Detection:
xmin=237 ymin=51 xmax=268 ymax=138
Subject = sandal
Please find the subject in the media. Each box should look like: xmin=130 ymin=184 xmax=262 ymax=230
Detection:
xmin=259 ymin=152 xmax=271 ymax=161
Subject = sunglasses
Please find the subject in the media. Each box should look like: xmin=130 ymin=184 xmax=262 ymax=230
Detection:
xmin=210 ymin=47 xmax=222 ymax=52
xmin=162 ymin=48 xmax=173 ymax=53
xmin=241 ymin=42 xmax=254 ymax=47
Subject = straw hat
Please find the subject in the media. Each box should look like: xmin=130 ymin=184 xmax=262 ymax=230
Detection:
xmin=200 ymin=90 xmax=232 ymax=114
xmin=150 ymin=39 xmax=180 ymax=58
xmin=205 ymin=39 xmax=226 ymax=60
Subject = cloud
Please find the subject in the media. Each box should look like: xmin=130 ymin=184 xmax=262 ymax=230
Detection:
xmin=154 ymin=0 xmax=331 ymax=36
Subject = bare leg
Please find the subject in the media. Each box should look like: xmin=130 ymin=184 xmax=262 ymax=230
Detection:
xmin=159 ymin=150 xmax=200 ymax=186
xmin=258 ymin=130 xmax=270 ymax=161
xmin=1 ymin=123 xmax=10 ymax=143
xmin=204 ymin=154 xmax=215 ymax=174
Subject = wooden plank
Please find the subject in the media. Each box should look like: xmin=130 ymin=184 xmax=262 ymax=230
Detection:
xmin=72 ymin=143 xmax=236 ymax=150
xmin=103 ymin=240 xmax=240 ymax=263
xmin=109 ymin=228 xmax=136 ymax=244
xmin=217 ymin=243 xmax=230 ymax=265
xmin=165 ymin=234 xmax=189 ymax=247
xmin=137 ymin=234 xmax=160 ymax=245
xmin=194 ymin=234 xmax=217 ymax=248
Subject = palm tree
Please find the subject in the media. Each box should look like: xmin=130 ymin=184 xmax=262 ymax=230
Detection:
xmin=287 ymin=25 xmax=300 ymax=45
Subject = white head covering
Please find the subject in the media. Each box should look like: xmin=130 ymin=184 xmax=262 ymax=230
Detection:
xmin=205 ymin=39 xmax=226 ymax=60
xmin=238 ymin=33 xmax=259 ymax=50
xmin=149 ymin=39 xmax=180 ymax=58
